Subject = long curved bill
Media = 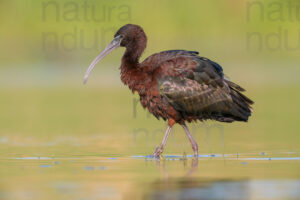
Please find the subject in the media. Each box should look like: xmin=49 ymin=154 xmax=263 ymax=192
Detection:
xmin=83 ymin=35 xmax=123 ymax=84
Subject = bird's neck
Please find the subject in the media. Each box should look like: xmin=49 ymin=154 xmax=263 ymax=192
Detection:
xmin=120 ymin=60 xmax=142 ymax=91
xmin=120 ymin=35 xmax=147 ymax=91
xmin=120 ymin=52 xmax=147 ymax=93
xmin=122 ymin=50 xmax=140 ymax=68
xmin=121 ymin=33 xmax=147 ymax=67
xmin=122 ymin=41 xmax=146 ymax=65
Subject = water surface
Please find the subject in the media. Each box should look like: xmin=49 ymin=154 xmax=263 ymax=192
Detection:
xmin=1 ymin=151 xmax=300 ymax=200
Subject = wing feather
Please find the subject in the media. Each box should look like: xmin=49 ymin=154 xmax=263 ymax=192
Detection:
xmin=154 ymin=50 xmax=253 ymax=122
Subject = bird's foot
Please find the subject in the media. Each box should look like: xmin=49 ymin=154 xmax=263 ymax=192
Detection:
xmin=194 ymin=152 xmax=198 ymax=158
xmin=153 ymin=146 xmax=163 ymax=158
xmin=192 ymin=144 xmax=198 ymax=158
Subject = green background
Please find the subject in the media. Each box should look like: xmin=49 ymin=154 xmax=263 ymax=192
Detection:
xmin=1 ymin=0 xmax=299 ymax=155
xmin=1 ymin=1 xmax=300 ymax=199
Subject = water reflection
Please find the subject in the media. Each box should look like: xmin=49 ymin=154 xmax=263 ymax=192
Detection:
xmin=2 ymin=154 xmax=300 ymax=200
xmin=145 ymin=159 xmax=300 ymax=200
xmin=146 ymin=178 xmax=300 ymax=200
xmin=155 ymin=158 xmax=198 ymax=179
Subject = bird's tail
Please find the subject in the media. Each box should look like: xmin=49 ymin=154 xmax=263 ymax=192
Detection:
xmin=225 ymin=80 xmax=254 ymax=122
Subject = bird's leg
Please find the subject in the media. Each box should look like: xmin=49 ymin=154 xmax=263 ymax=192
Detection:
xmin=181 ymin=124 xmax=198 ymax=157
xmin=153 ymin=126 xmax=172 ymax=158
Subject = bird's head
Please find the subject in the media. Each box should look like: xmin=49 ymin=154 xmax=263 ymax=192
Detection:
xmin=83 ymin=24 xmax=146 ymax=84
xmin=114 ymin=24 xmax=146 ymax=48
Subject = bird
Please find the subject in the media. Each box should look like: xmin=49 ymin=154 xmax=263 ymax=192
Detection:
xmin=83 ymin=24 xmax=254 ymax=158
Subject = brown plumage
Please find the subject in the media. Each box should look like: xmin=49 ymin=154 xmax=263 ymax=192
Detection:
xmin=84 ymin=24 xmax=254 ymax=158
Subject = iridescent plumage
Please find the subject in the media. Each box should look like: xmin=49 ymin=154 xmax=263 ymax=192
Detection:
xmin=84 ymin=24 xmax=254 ymax=157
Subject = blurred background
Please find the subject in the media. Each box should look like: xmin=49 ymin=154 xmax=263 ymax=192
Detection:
xmin=0 ymin=0 xmax=300 ymax=199
xmin=0 ymin=0 xmax=299 ymax=155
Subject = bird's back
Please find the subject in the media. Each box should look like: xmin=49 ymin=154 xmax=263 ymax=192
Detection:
xmin=142 ymin=50 xmax=254 ymax=123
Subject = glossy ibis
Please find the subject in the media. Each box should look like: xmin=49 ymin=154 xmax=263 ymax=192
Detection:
xmin=83 ymin=24 xmax=253 ymax=158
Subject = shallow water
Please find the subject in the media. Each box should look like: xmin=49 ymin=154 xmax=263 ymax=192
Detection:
xmin=0 ymin=86 xmax=300 ymax=200
xmin=1 ymin=151 xmax=300 ymax=200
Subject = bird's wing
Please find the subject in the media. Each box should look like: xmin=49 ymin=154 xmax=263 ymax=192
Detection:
xmin=142 ymin=50 xmax=200 ymax=70
xmin=155 ymin=53 xmax=252 ymax=122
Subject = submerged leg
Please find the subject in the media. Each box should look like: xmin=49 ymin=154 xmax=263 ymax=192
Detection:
xmin=181 ymin=124 xmax=198 ymax=157
xmin=153 ymin=126 xmax=172 ymax=158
